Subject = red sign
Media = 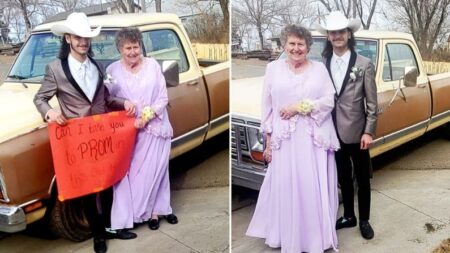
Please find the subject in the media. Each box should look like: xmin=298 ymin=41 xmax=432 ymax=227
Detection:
xmin=48 ymin=111 xmax=136 ymax=201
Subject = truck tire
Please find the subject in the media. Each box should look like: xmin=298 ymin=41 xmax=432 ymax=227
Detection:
xmin=443 ymin=123 xmax=450 ymax=140
xmin=49 ymin=198 xmax=91 ymax=242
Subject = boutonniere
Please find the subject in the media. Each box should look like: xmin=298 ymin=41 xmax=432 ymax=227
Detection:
xmin=104 ymin=74 xmax=116 ymax=85
xmin=350 ymin=66 xmax=363 ymax=81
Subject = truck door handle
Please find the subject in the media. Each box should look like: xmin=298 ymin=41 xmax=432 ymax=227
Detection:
xmin=187 ymin=80 xmax=198 ymax=86
xmin=418 ymin=83 xmax=427 ymax=88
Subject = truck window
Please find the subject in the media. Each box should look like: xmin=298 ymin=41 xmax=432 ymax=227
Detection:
xmin=278 ymin=37 xmax=378 ymax=68
xmin=383 ymin=43 xmax=418 ymax=81
xmin=8 ymin=31 xmax=119 ymax=82
xmin=355 ymin=40 xmax=378 ymax=65
xmin=141 ymin=29 xmax=189 ymax=73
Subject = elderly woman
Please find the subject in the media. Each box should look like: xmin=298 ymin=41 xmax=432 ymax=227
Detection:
xmin=107 ymin=27 xmax=178 ymax=236
xmin=246 ymin=24 xmax=340 ymax=252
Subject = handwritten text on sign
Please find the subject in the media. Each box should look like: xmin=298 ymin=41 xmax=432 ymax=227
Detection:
xmin=48 ymin=111 xmax=136 ymax=201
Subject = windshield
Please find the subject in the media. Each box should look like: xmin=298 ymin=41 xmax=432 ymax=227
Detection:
xmin=8 ymin=31 xmax=120 ymax=82
xmin=278 ymin=37 xmax=378 ymax=68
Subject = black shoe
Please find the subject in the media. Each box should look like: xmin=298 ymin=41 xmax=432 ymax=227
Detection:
xmin=93 ymin=237 xmax=107 ymax=253
xmin=148 ymin=218 xmax=160 ymax=230
xmin=106 ymin=229 xmax=137 ymax=240
xmin=165 ymin=214 xmax=178 ymax=224
xmin=360 ymin=220 xmax=374 ymax=240
xmin=336 ymin=216 xmax=357 ymax=230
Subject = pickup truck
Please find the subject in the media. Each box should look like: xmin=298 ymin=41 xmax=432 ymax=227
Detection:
xmin=0 ymin=13 xmax=229 ymax=241
xmin=231 ymin=30 xmax=450 ymax=190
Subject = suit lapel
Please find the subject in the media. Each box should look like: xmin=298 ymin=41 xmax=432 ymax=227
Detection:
xmin=338 ymin=50 xmax=357 ymax=97
xmin=61 ymin=57 xmax=91 ymax=103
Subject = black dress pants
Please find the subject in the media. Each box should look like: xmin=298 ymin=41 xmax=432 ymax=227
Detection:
xmin=335 ymin=142 xmax=371 ymax=221
xmin=83 ymin=187 xmax=113 ymax=237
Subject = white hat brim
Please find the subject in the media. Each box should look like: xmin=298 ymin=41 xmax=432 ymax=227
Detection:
xmin=316 ymin=19 xmax=361 ymax=35
xmin=51 ymin=24 xmax=101 ymax=38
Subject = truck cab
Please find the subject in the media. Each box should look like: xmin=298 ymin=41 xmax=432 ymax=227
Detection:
xmin=0 ymin=13 xmax=229 ymax=240
xmin=231 ymin=30 xmax=450 ymax=190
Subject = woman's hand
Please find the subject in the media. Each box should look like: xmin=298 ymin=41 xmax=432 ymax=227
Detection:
xmin=263 ymin=147 xmax=272 ymax=163
xmin=134 ymin=118 xmax=146 ymax=129
xmin=124 ymin=100 xmax=136 ymax=116
xmin=279 ymin=104 xmax=298 ymax=120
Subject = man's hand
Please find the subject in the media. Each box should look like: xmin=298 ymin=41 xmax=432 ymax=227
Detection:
xmin=360 ymin=133 xmax=373 ymax=150
xmin=46 ymin=109 xmax=67 ymax=125
xmin=124 ymin=100 xmax=136 ymax=116
xmin=279 ymin=104 xmax=297 ymax=120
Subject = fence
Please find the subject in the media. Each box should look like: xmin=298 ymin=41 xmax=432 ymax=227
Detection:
xmin=192 ymin=43 xmax=229 ymax=62
xmin=422 ymin=61 xmax=450 ymax=74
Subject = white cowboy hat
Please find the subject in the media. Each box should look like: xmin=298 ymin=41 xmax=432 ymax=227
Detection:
xmin=316 ymin=11 xmax=361 ymax=35
xmin=51 ymin=12 xmax=101 ymax=38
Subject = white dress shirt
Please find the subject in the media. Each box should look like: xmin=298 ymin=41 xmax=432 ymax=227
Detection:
xmin=68 ymin=54 xmax=99 ymax=101
xmin=330 ymin=50 xmax=351 ymax=94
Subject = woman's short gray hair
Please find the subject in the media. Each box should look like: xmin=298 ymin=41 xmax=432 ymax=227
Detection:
xmin=280 ymin=24 xmax=313 ymax=50
xmin=115 ymin=27 xmax=143 ymax=51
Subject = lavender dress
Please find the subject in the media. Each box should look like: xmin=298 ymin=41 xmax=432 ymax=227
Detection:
xmin=106 ymin=57 xmax=173 ymax=229
xmin=246 ymin=60 xmax=340 ymax=252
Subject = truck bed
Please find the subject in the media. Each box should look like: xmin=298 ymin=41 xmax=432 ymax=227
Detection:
xmin=427 ymin=72 xmax=450 ymax=131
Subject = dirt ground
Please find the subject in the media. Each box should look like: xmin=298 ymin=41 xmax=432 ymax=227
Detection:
xmin=0 ymin=54 xmax=15 ymax=64
xmin=0 ymin=54 xmax=16 ymax=82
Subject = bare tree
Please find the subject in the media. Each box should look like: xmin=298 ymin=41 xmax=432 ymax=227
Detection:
xmin=12 ymin=0 xmax=41 ymax=36
xmin=273 ymin=0 xmax=315 ymax=28
xmin=47 ymin=0 xmax=83 ymax=11
xmin=232 ymin=10 xmax=251 ymax=49
xmin=316 ymin=0 xmax=353 ymax=17
xmin=176 ymin=0 xmax=228 ymax=42
xmin=113 ymin=0 xmax=137 ymax=13
xmin=316 ymin=0 xmax=377 ymax=29
xmin=155 ymin=0 xmax=161 ymax=12
xmin=140 ymin=0 xmax=146 ymax=12
xmin=233 ymin=0 xmax=291 ymax=50
xmin=7 ymin=7 xmax=26 ymax=40
xmin=218 ymin=0 xmax=229 ymax=29
xmin=184 ymin=11 xmax=227 ymax=43
xmin=385 ymin=0 xmax=450 ymax=57
xmin=352 ymin=0 xmax=377 ymax=29
xmin=178 ymin=0 xmax=228 ymax=29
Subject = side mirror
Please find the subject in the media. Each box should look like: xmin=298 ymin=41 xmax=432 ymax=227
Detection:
xmin=403 ymin=66 xmax=418 ymax=87
xmin=162 ymin=60 xmax=179 ymax=87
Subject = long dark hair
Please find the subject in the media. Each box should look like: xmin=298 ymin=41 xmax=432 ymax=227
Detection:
xmin=321 ymin=28 xmax=356 ymax=59
xmin=58 ymin=34 xmax=94 ymax=59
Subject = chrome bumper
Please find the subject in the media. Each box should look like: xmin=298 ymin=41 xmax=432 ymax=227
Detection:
xmin=0 ymin=205 xmax=26 ymax=233
xmin=231 ymin=117 xmax=266 ymax=190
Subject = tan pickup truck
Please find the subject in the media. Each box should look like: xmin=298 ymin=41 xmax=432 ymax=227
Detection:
xmin=231 ymin=30 xmax=450 ymax=190
xmin=0 ymin=13 xmax=229 ymax=240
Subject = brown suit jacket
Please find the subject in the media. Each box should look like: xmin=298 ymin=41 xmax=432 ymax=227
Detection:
xmin=326 ymin=51 xmax=377 ymax=144
xmin=34 ymin=56 xmax=125 ymax=119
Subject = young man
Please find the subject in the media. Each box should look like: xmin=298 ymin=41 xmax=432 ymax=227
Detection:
xmin=318 ymin=11 xmax=378 ymax=240
xmin=34 ymin=12 xmax=136 ymax=253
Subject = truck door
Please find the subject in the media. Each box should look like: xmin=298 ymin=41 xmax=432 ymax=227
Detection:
xmin=373 ymin=41 xmax=432 ymax=155
xmin=141 ymin=28 xmax=209 ymax=158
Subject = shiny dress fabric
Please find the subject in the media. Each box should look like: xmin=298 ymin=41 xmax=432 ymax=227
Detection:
xmin=106 ymin=57 xmax=173 ymax=229
xmin=246 ymin=60 xmax=340 ymax=253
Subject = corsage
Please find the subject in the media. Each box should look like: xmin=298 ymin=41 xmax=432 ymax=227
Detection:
xmin=141 ymin=106 xmax=155 ymax=123
xmin=296 ymin=99 xmax=314 ymax=115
